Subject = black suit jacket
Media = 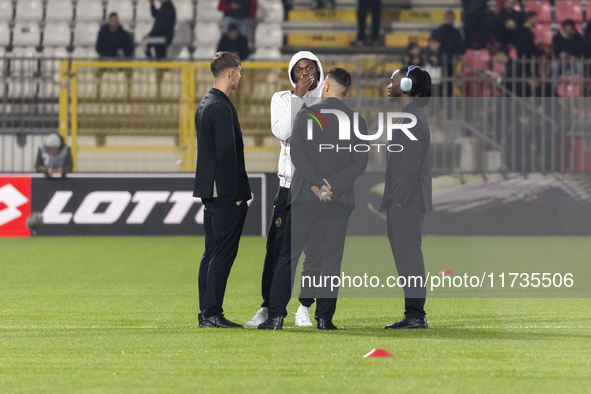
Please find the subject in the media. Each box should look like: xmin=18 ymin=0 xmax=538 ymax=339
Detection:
xmin=193 ymin=88 xmax=252 ymax=202
xmin=290 ymin=97 xmax=369 ymax=207
xmin=380 ymin=100 xmax=432 ymax=212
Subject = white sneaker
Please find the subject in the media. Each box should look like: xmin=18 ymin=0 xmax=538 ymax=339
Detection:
xmin=294 ymin=305 xmax=313 ymax=327
xmin=245 ymin=307 xmax=268 ymax=327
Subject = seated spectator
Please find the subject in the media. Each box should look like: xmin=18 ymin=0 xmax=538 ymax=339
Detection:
xmin=516 ymin=11 xmax=542 ymax=59
xmin=432 ymin=10 xmax=466 ymax=62
xmin=142 ymin=0 xmax=176 ymax=60
xmin=493 ymin=0 xmax=523 ymax=46
xmin=96 ymin=12 xmax=134 ymax=59
xmin=217 ymin=24 xmax=250 ymax=60
xmin=553 ymin=19 xmax=584 ymax=60
xmin=403 ymin=42 xmax=424 ymax=67
xmin=462 ymin=0 xmax=489 ymax=49
xmin=218 ymin=0 xmax=254 ymax=37
xmin=35 ymin=134 xmax=73 ymax=178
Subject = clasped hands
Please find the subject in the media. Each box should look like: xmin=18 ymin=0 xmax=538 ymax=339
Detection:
xmin=311 ymin=179 xmax=333 ymax=203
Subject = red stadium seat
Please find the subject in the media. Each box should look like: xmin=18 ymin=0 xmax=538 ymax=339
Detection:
xmin=524 ymin=0 xmax=551 ymax=24
xmin=464 ymin=49 xmax=491 ymax=73
xmin=531 ymin=24 xmax=552 ymax=45
xmin=555 ymin=0 xmax=583 ymax=23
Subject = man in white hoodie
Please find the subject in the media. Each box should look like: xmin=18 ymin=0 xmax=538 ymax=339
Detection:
xmin=245 ymin=51 xmax=325 ymax=328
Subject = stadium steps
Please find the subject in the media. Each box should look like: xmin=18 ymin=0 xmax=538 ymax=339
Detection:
xmin=284 ymin=1 xmax=462 ymax=54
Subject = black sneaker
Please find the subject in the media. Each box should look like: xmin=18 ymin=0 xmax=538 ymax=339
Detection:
xmin=384 ymin=316 xmax=428 ymax=329
xmin=258 ymin=316 xmax=284 ymax=330
xmin=201 ymin=314 xmax=244 ymax=328
xmin=316 ymin=318 xmax=338 ymax=330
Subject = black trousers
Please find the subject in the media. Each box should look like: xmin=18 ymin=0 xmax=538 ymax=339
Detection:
xmin=357 ymin=0 xmax=381 ymax=42
xmin=269 ymin=201 xmax=352 ymax=320
xmin=260 ymin=187 xmax=321 ymax=309
xmin=385 ymin=191 xmax=427 ymax=318
xmin=198 ymin=196 xmax=248 ymax=318
xmin=463 ymin=12 xmax=488 ymax=49
xmin=146 ymin=44 xmax=167 ymax=59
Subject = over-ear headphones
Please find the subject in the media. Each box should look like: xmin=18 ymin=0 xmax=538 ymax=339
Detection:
xmin=400 ymin=65 xmax=421 ymax=93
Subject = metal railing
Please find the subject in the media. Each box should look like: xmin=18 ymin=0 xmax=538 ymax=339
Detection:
xmin=1 ymin=55 xmax=591 ymax=173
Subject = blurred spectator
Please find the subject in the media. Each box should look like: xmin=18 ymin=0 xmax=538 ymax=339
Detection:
xmin=516 ymin=11 xmax=542 ymax=59
xmin=432 ymin=10 xmax=466 ymax=60
xmin=352 ymin=0 xmax=381 ymax=46
xmin=96 ymin=13 xmax=134 ymax=59
xmin=218 ymin=0 xmax=256 ymax=37
xmin=553 ymin=19 xmax=584 ymax=59
xmin=35 ymin=134 xmax=73 ymax=178
xmin=462 ymin=0 xmax=489 ymax=49
xmin=584 ymin=21 xmax=591 ymax=58
xmin=493 ymin=0 xmax=523 ymax=46
xmin=311 ymin=0 xmax=335 ymax=9
xmin=143 ymin=0 xmax=176 ymax=59
xmin=425 ymin=34 xmax=444 ymax=97
xmin=217 ymin=24 xmax=250 ymax=60
xmin=403 ymin=42 xmax=424 ymax=67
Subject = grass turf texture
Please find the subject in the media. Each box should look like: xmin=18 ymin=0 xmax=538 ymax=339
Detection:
xmin=0 ymin=236 xmax=590 ymax=393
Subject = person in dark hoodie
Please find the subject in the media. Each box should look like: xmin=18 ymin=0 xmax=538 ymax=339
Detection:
xmin=432 ymin=10 xmax=465 ymax=60
xmin=96 ymin=12 xmax=134 ymax=59
xmin=143 ymin=0 xmax=176 ymax=59
xmin=553 ymin=19 xmax=584 ymax=76
xmin=216 ymin=24 xmax=250 ymax=60
xmin=493 ymin=0 xmax=523 ymax=46
xmin=516 ymin=11 xmax=542 ymax=59
xmin=35 ymin=133 xmax=74 ymax=178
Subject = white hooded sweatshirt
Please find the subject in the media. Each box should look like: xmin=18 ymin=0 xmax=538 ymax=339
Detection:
xmin=270 ymin=51 xmax=324 ymax=188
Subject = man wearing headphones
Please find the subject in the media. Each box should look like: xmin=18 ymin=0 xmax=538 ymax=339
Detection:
xmin=380 ymin=66 xmax=433 ymax=329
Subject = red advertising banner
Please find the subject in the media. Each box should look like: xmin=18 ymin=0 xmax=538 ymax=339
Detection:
xmin=0 ymin=177 xmax=31 ymax=237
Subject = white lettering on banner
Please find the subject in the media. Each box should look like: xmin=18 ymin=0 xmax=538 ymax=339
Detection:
xmin=307 ymin=110 xmax=418 ymax=141
xmin=43 ymin=191 xmax=74 ymax=224
xmin=387 ymin=113 xmax=418 ymax=141
xmin=40 ymin=190 xmax=224 ymax=225
xmin=0 ymin=184 xmax=29 ymax=226
xmin=127 ymin=192 xmax=171 ymax=224
xmin=73 ymin=192 xmax=132 ymax=224
xmin=164 ymin=192 xmax=199 ymax=224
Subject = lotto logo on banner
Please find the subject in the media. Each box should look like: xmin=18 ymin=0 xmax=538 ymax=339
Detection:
xmin=0 ymin=177 xmax=31 ymax=237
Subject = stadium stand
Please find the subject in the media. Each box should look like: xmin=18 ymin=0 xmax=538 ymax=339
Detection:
xmin=12 ymin=21 xmax=41 ymax=47
xmin=0 ymin=0 xmax=14 ymax=22
xmin=43 ymin=22 xmax=71 ymax=47
xmin=75 ymin=0 xmax=105 ymax=22
xmin=555 ymin=0 xmax=583 ymax=24
xmin=15 ymin=0 xmax=44 ymax=22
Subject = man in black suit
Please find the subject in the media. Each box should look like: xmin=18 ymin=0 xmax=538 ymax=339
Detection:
xmin=380 ymin=66 xmax=433 ymax=329
xmin=193 ymin=52 xmax=251 ymax=329
xmin=258 ymin=68 xmax=369 ymax=330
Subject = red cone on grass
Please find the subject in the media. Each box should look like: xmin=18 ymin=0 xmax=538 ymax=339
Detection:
xmin=363 ymin=349 xmax=394 ymax=358
xmin=438 ymin=269 xmax=454 ymax=275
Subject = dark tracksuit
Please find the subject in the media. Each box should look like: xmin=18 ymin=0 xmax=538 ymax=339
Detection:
xmin=193 ymin=88 xmax=251 ymax=318
xmin=146 ymin=0 xmax=176 ymax=59
xmin=380 ymin=100 xmax=433 ymax=319
xmin=268 ymin=97 xmax=369 ymax=320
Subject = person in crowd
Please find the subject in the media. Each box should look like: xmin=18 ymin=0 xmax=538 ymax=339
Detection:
xmin=218 ymin=0 xmax=255 ymax=37
xmin=494 ymin=0 xmax=523 ymax=46
xmin=143 ymin=0 xmax=176 ymax=60
xmin=425 ymin=34 xmax=444 ymax=97
xmin=96 ymin=12 xmax=134 ymax=59
xmin=553 ymin=19 xmax=584 ymax=76
xmin=462 ymin=0 xmax=489 ymax=49
xmin=217 ymin=24 xmax=250 ymax=60
xmin=553 ymin=19 xmax=584 ymax=59
xmin=35 ymin=133 xmax=74 ymax=178
xmin=403 ymin=42 xmax=424 ymax=67
xmin=432 ymin=10 xmax=466 ymax=60
xmin=352 ymin=0 xmax=381 ymax=46
xmin=516 ymin=11 xmax=542 ymax=59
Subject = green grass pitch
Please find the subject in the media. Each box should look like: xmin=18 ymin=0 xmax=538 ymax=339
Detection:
xmin=1 ymin=236 xmax=590 ymax=393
